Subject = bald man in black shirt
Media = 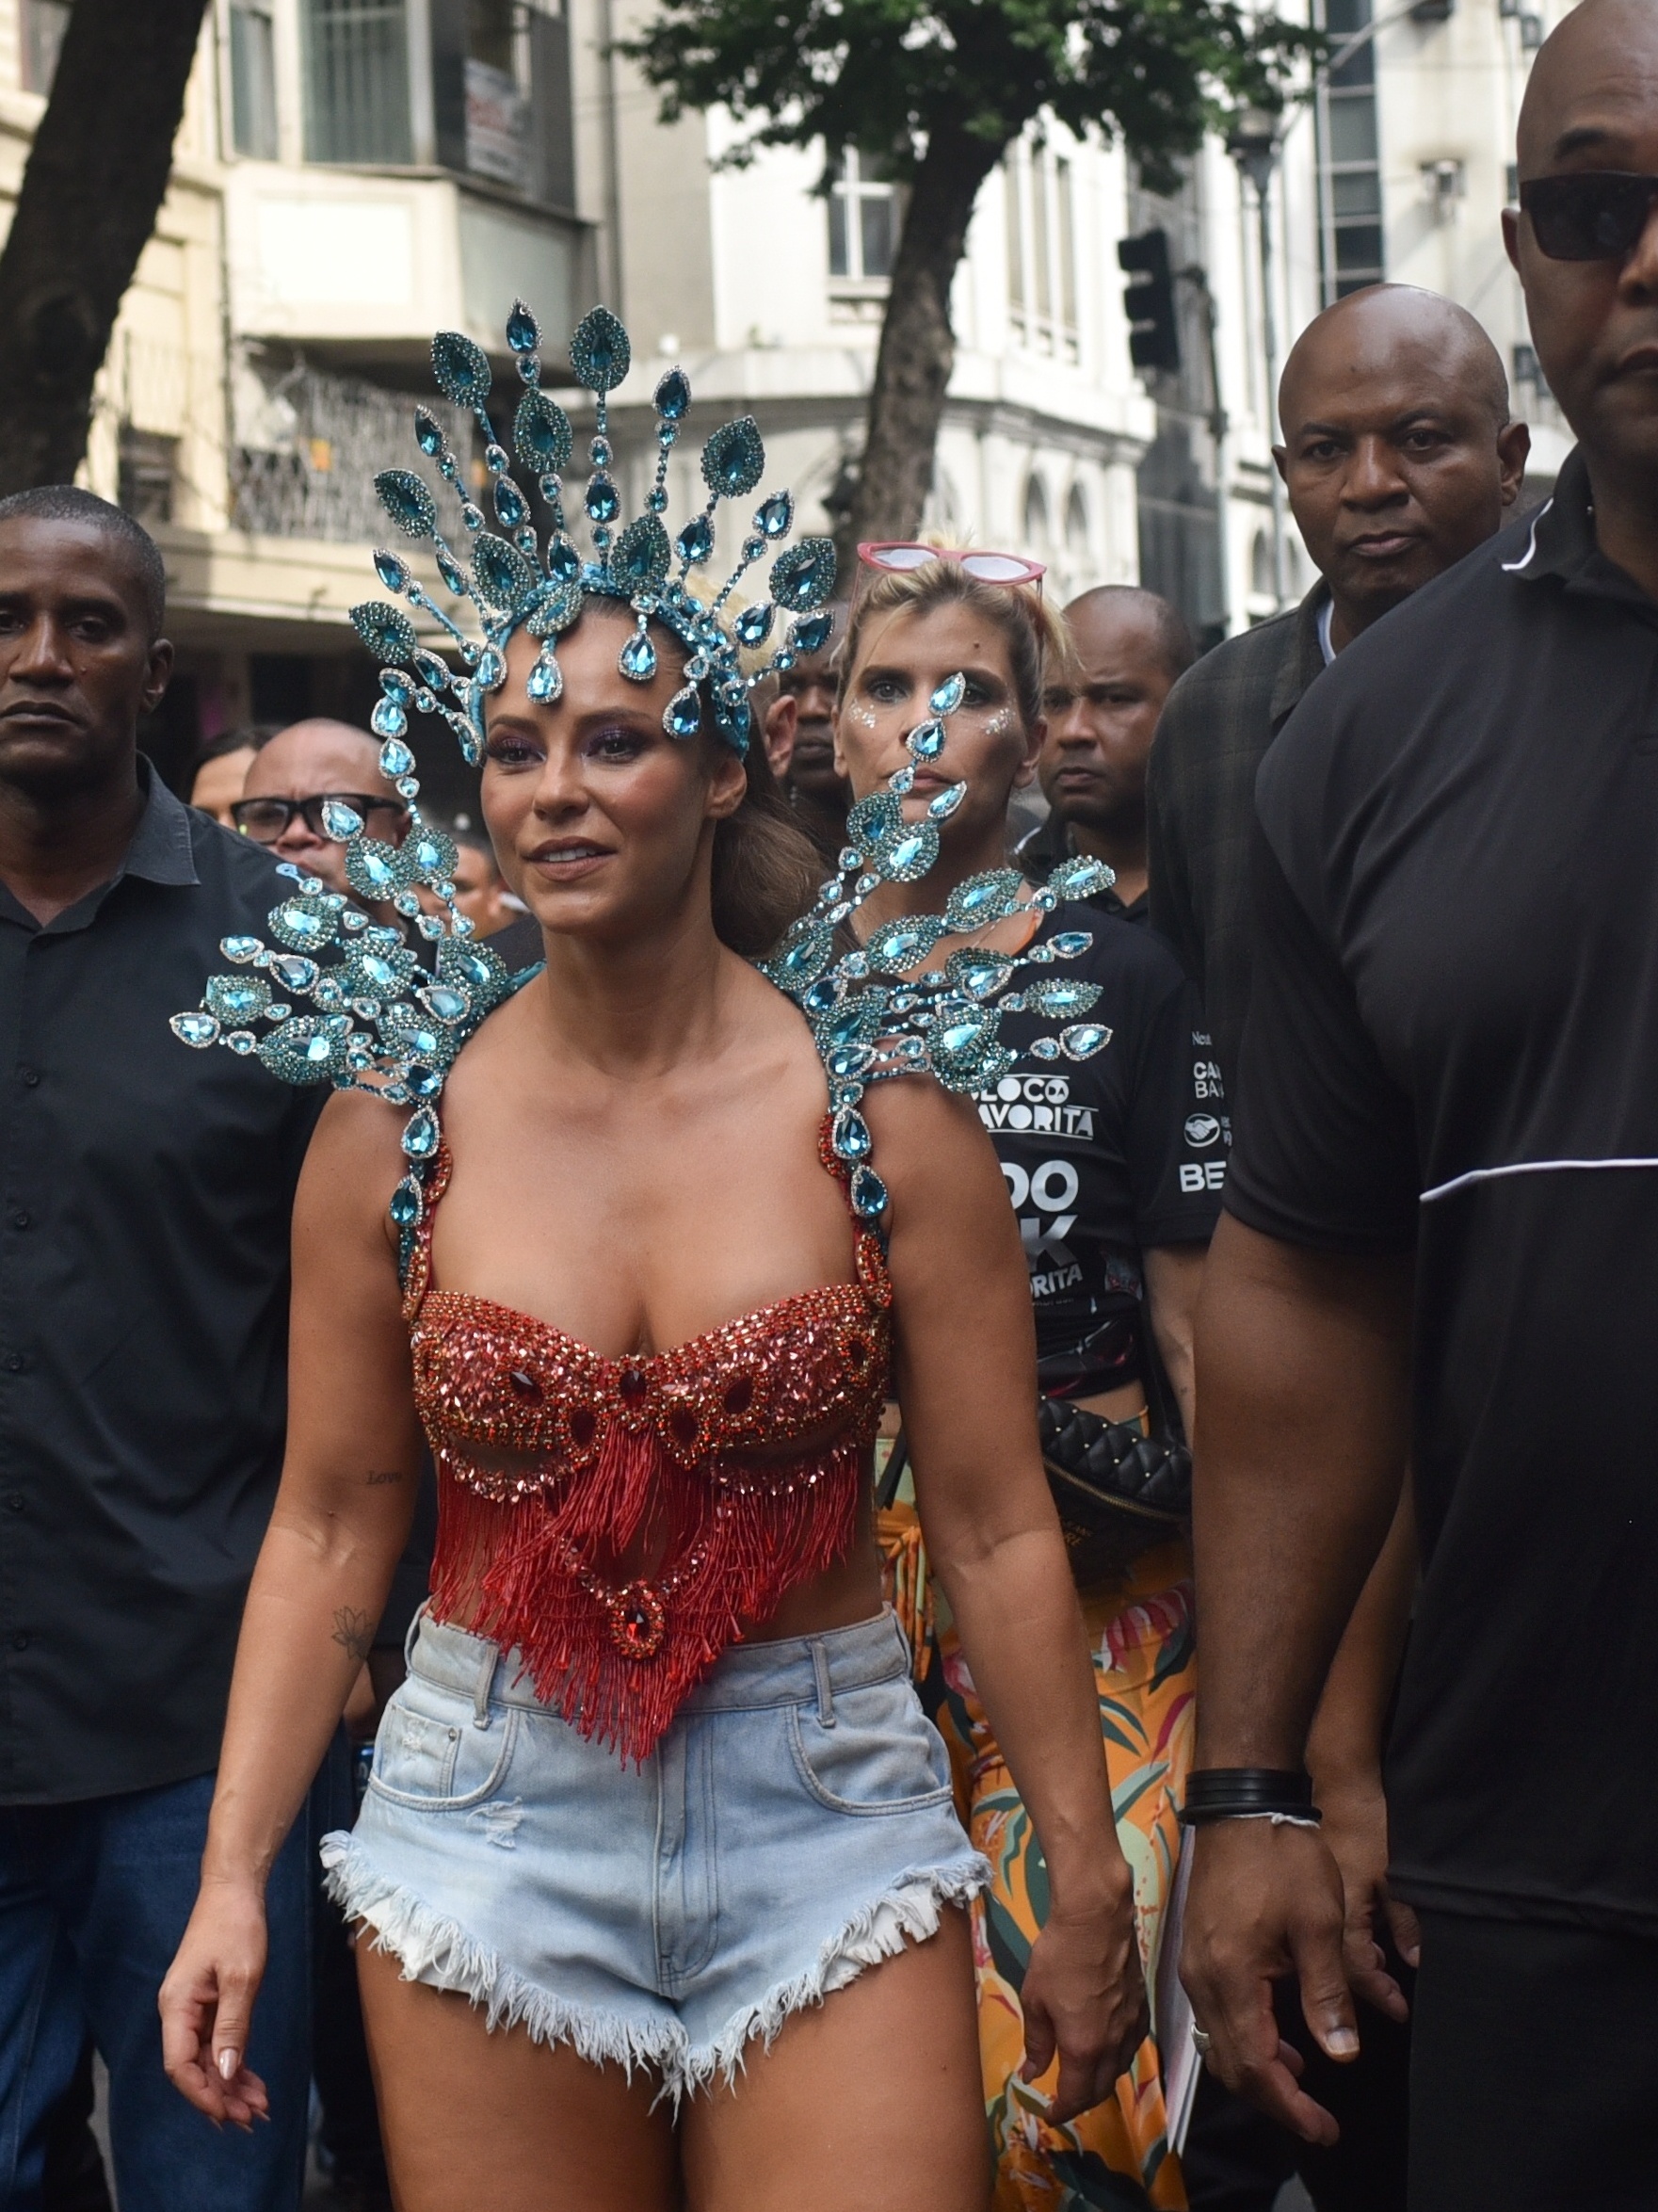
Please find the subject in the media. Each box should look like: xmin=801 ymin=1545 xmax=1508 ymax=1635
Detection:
xmin=1183 ymin=8 xmax=1658 ymax=2204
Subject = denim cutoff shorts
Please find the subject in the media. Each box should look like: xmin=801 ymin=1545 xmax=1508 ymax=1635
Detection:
xmin=320 ymin=1607 xmax=989 ymax=2098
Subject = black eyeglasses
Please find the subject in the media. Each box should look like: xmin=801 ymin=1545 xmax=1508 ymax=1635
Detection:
xmin=1520 ymin=171 xmax=1658 ymax=261
xmin=230 ymin=793 xmax=409 ymax=844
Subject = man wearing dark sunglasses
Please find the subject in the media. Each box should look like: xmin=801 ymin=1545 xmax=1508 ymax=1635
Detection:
xmin=236 ymin=718 xmax=410 ymax=911
xmin=1181 ymin=3 xmax=1658 ymax=2205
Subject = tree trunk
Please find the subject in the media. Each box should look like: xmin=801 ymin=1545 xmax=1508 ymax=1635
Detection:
xmin=845 ymin=122 xmax=1002 ymax=555
xmin=0 ymin=0 xmax=211 ymax=494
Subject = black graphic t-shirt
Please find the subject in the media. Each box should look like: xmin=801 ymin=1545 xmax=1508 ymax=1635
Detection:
xmin=974 ymin=904 xmax=1224 ymax=1397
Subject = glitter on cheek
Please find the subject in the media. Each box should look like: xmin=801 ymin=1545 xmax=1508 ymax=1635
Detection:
xmin=841 ymin=700 xmax=880 ymax=734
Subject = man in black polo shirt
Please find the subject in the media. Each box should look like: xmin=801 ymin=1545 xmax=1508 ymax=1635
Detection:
xmin=0 ymin=488 xmax=322 ymax=2210
xmin=1148 ymin=283 xmax=1530 ymax=1091
xmin=1181 ymin=5 xmax=1658 ymax=2202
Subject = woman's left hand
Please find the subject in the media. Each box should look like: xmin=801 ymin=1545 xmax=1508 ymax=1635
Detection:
xmin=1019 ymin=1875 xmax=1150 ymax=2123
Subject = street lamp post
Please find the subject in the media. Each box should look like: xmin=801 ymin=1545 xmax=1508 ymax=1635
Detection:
xmin=1228 ymin=106 xmax=1288 ymax=612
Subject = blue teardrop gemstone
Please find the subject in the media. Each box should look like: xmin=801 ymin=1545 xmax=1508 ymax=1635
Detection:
xmin=376 ymin=469 xmax=437 ymax=541
xmin=790 ymin=611 xmax=833 ymax=656
xmin=755 ymin=491 xmax=793 ymax=540
xmin=1050 ymin=930 xmax=1093 ymax=957
xmin=514 ymin=390 xmax=572 ymax=474
xmin=475 ymin=643 xmax=507 ymax=688
xmin=506 ymin=299 xmax=539 ymax=354
xmin=570 ymin=305 xmax=631 ymax=393
xmin=849 ymin=1164 xmax=889 ymax=1219
xmin=493 ymin=477 xmax=527 ymax=529
xmin=170 ymin=1011 xmax=220 ymax=1048
xmin=374 ymin=547 xmax=410 ymax=593
xmin=412 ymin=648 xmax=450 ymax=689
xmin=431 ymin=329 xmax=492 ymax=406
xmin=619 ymin=630 xmax=657 ymax=681
xmin=370 ymin=697 xmax=408 ymax=740
xmin=700 ymin=416 xmax=765 ymax=500
xmin=402 ymin=1108 xmax=441 ymax=1159
xmin=586 ymin=474 xmax=620 ymax=525
xmin=321 ymin=799 xmax=363 ymax=841
xmin=350 ymin=601 xmax=418 ymax=664
xmin=927 ymin=781 xmax=966 ymax=820
xmin=832 ymin=1106 xmax=872 ymax=1161
xmin=1060 ymin=1023 xmax=1112 ymax=1060
xmin=545 ymin=534 xmax=582 ymax=585
xmin=528 ymin=653 xmax=563 ymax=702
xmin=768 ymin=537 xmax=837 ymax=611
xmin=662 ymin=683 xmax=701 ymax=736
xmin=378 ymin=736 xmax=415 ymax=780
xmin=219 ymin=935 xmax=264 ymax=964
xmin=733 ymin=602 xmax=774 ymax=647
xmin=675 ymin=513 xmax=715 ymax=566
xmin=420 ymin=985 xmax=469 ymax=1023
xmin=388 ymin=1178 xmax=423 ymax=1228
xmin=268 ymin=954 xmax=319 ymax=992
xmin=414 ymin=407 xmax=444 ymax=458
xmin=654 ymin=365 xmax=691 ymax=421
xmin=909 ymin=718 xmax=945 ymax=760
xmin=435 ymin=542 xmax=467 ymax=594
xmin=930 ymin=671 xmax=967 ymax=716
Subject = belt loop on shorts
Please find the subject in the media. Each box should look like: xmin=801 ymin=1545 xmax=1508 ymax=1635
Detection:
xmin=403 ymin=1601 xmax=427 ymax=1672
xmin=811 ymin=1639 xmax=836 ymax=1728
xmin=472 ymin=1642 xmax=494 ymax=1729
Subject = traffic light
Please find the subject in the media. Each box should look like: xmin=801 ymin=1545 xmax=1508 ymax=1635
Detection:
xmin=1119 ymin=229 xmax=1181 ymax=375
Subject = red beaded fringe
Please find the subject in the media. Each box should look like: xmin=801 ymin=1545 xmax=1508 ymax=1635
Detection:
xmin=427 ymin=1430 xmax=865 ymax=1765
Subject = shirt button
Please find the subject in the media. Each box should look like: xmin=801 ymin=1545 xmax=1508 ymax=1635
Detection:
xmin=8 ymin=1213 xmax=28 ymax=1231
xmin=3 ymin=1494 xmax=21 ymax=1512
xmin=5 ymin=1353 xmax=25 ymax=1373
xmin=17 ymin=1069 xmax=38 ymax=1088
xmin=10 ymin=1633 xmax=28 ymax=1652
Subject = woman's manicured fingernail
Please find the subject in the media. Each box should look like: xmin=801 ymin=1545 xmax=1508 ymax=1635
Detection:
xmin=217 ymin=2049 xmax=239 ymax=2081
xmin=1326 ymin=2028 xmax=1360 ymax=2057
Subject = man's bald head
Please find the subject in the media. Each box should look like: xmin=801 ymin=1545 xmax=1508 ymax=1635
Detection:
xmin=1280 ymin=284 xmax=1510 ymax=439
xmin=239 ymin=718 xmax=409 ymax=895
xmin=1274 ymin=284 xmax=1530 ymax=650
xmin=1064 ymin=586 xmax=1196 ymax=688
xmin=1505 ymin=0 xmax=1658 ymax=484
xmin=1517 ymin=0 xmax=1658 ymax=180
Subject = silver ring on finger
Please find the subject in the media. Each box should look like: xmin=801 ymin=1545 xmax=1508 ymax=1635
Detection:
xmin=1190 ymin=2026 xmax=1213 ymax=2054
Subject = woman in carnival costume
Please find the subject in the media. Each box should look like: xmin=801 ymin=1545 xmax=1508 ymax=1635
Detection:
xmin=157 ymin=303 xmax=1145 ymax=2208
xmin=833 ymin=546 xmax=1215 ymax=2210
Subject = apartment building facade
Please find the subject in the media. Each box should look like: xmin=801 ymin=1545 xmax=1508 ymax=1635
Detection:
xmin=0 ymin=0 xmax=1571 ymax=788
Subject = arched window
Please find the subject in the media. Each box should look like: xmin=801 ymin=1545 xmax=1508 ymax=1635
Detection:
xmin=1023 ymin=474 xmax=1051 ymax=552
xmin=1065 ymin=483 xmax=1089 ymax=557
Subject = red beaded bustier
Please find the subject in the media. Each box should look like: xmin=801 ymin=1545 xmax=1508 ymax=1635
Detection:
xmin=406 ymin=1121 xmax=892 ymax=1763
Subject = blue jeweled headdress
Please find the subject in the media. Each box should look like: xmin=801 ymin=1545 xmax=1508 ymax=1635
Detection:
xmin=347 ymin=299 xmax=837 ymax=763
xmin=169 ymin=301 xmax=1112 ymax=1237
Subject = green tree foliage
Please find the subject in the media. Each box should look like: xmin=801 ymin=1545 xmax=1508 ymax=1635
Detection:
xmin=626 ymin=0 xmax=1316 ymax=550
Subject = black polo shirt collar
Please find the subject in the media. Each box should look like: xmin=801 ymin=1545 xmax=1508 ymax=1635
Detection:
xmin=1505 ymin=444 xmax=1658 ymax=617
xmin=0 ymin=758 xmax=199 ymax=939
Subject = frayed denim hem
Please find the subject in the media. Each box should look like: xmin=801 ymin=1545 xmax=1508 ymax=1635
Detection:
xmin=319 ymin=1829 xmax=989 ymax=2104
xmin=685 ymin=1851 xmax=991 ymax=2093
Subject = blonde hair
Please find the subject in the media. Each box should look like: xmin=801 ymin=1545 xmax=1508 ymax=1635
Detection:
xmin=838 ymin=552 xmax=1077 ymax=735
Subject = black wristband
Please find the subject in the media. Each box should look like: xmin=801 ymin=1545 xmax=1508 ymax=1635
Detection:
xmin=1180 ymin=1767 xmax=1320 ymax=1826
